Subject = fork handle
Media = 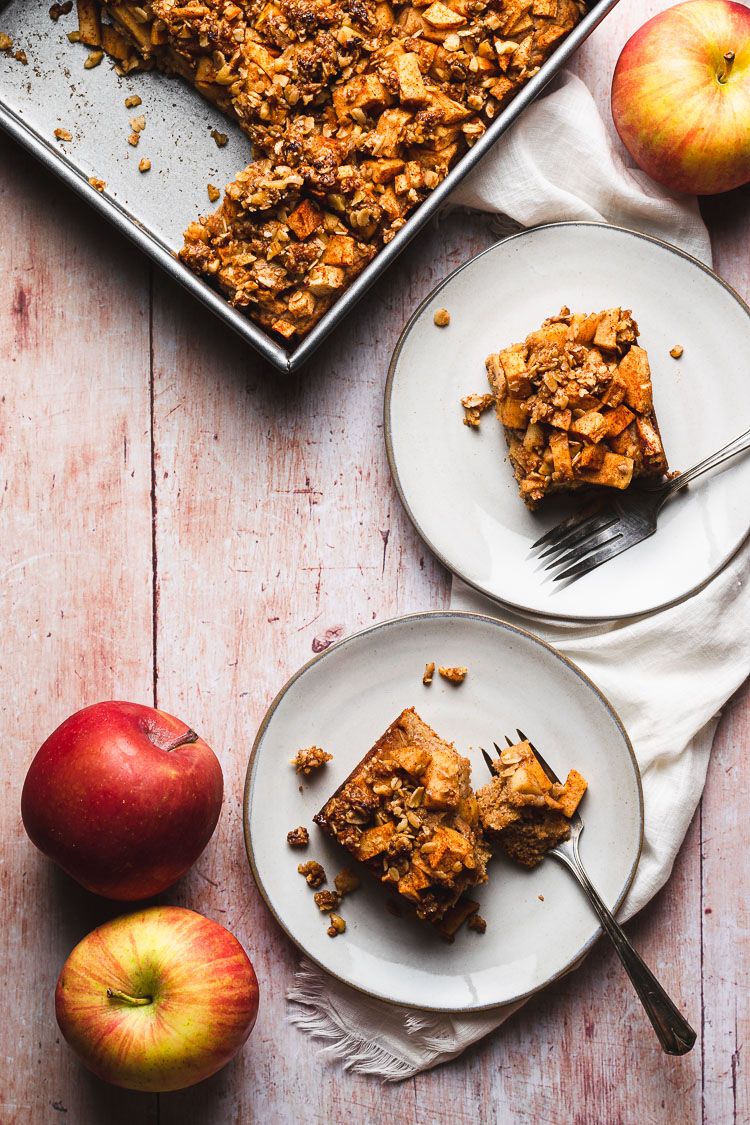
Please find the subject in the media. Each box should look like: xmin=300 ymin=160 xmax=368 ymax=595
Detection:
xmin=553 ymin=849 xmax=697 ymax=1055
xmin=663 ymin=424 xmax=750 ymax=497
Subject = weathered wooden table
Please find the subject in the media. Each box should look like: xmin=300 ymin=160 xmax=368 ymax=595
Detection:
xmin=2 ymin=0 xmax=748 ymax=1118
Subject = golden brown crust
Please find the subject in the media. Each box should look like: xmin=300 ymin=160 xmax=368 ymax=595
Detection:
xmin=485 ymin=306 xmax=669 ymax=509
xmin=314 ymin=707 xmax=490 ymax=924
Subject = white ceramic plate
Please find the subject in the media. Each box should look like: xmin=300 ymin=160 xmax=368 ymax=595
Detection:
xmin=386 ymin=222 xmax=750 ymax=621
xmin=244 ymin=611 xmax=642 ymax=1012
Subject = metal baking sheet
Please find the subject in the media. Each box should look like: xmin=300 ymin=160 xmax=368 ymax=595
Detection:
xmin=0 ymin=0 xmax=619 ymax=372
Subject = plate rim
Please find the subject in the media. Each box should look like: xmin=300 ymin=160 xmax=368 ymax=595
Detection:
xmin=384 ymin=219 xmax=750 ymax=625
xmin=243 ymin=608 xmax=644 ymax=1012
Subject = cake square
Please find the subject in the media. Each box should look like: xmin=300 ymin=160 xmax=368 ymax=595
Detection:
xmin=314 ymin=707 xmax=490 ymax=925
xmin=485 ymin=306 xmax=668 ymax=509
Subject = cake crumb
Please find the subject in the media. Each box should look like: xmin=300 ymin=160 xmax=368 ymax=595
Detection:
xmin=127 ymin=131 xmax=139 ymax=146
xmin=54 ymin=128 xmax=72 ymax=141
xmin=423 ymin=661 xmax=435 ymax=685
xmin=14 ymin=48 xmax=28 ymax=63
xmin=0 ymin=33 xmax=13 ymax=49
xmin=130 ymin=114 xmax=146 ymax=132
xmin=88 ymin=176 xmax=105 ymax=192
xmin=49 ymin=1 xmax=73 ymax=19
xmin=439 ymin=666 xmax=467 ymax=683
xmin=291 ymin=745 xmax=332 ymax=775
xmin=207 ymin=183 xmax=221 ymax=202
xmin=467 ymin=914 xmax=487 ymax=933
xmin=138 ymin=157 xmax=151 ymax=172
xmin=125 ymin=94 xmax=142 ymax=107
xmin=211 ymin=128 xmax=228 ymax=147
xmin=297 ymin=860 xmax=326 ymax=888
xmin=538 ymin=894 xmax=544 ymax=901
xmin=433 ymin=308 xmax=450 ymax=327
xmin=669 ymin=344 xmax=683 ymax=358
xmin=327 ymin=913 xmax=346 ymax=936
xmin=461 ymin=392 xmax=494 ymax=427
xmin=334 ymin=868 xmax=360 ymax=896
xmin=84 ymin=49 xmax=102 ymax=67
xmin=286 ymin=826 xmax=309 ymax=848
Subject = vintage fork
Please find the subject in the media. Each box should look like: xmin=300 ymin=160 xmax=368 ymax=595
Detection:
xmin=532 ymin=424 xmax=750 ymax=582
xmin=481 ymin=731 xmax=696 ymax=1055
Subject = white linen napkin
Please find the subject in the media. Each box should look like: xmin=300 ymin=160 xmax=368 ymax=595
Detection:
xmin=287 ymin=70 xmax=744 ymax=1079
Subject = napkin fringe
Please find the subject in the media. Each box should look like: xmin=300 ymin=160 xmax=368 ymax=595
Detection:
xmin=287 ymin=961 xmax=421 ymax=1081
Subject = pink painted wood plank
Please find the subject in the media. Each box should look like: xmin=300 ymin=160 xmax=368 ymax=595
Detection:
xmin=0 ymin=134 xmax=158 ymax=1124
xmin=697 ymin=187 xmax=750 ymax=1125
xmin=147 ymin=213 xmax=489 ymax=1124
xmin=702 ymin=681 xmax=750 ymax=1125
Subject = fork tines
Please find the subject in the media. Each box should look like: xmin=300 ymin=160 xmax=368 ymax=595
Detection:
xmin=481 ymin=730 xmax=562 ymax=786
xmin=530 ymin=498 xmax=605 ymax=551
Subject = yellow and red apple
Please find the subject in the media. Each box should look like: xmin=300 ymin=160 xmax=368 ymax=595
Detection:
xmin=55 ymin=907 xmax=259 ymax=1091
xmin=612 ymin=0 xmax=750 ymax=195
xmin=21 ymin=701 xmax=223 ymax=899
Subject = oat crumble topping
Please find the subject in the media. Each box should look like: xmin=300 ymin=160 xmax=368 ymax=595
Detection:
xmin=291 ymin=745 xmax=333 ymax=774
xmin=314 ymin=889 xmax=342 ymax=911
xmin=485 ymin=306 xmax=668 ymax=508
xmin=327 ymin=912 xmax=346 ymax=936
xmin=433 ymin=308 xmax=451 ymax=327
xmin=297 ymin=859 xmax=326 ymax=887
xmin=422 ymin=661 xmax=435 ymax=685
xmin=438 ymin=665 xmax=467 ymax=683
xmin=461 ymin=392 xmax=494 ymax=427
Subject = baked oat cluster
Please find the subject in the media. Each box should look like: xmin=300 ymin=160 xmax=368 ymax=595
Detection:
xmin=485 ymin=306 xmax=668 ymax=508
xmin=476 ymin=738 xmax=586 ymax=866
xmin=95 ymin=0 xmax=584 ymax=339
xmin=290 ymin=744 xmax=332 ymax=773
xmin=314 ymin=707 xmax=490 ymax=925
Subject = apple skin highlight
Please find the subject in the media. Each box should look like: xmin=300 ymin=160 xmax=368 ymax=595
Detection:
xmin=611 ymin=0 xmax=750 ymax=195
xmin=21 ymin=701 xmax=224 ymax=899
xmin=55 ymin=907 xmax=260 ymax=1092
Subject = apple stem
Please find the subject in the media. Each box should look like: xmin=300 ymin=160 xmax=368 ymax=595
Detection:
xmin=107 ymin=988 xmax=152 ymax=1007
xmin=162 ymin=728 xmax=199 ymax=752
xmin=719 ymin=51 xmax=735 ymax=83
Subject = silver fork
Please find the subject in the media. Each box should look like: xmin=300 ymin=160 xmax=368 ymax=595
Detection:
xmin=532 ymin=425 xmax=750 ymax=582
xmin=480 ymin=731 xmax=696 ymax=1055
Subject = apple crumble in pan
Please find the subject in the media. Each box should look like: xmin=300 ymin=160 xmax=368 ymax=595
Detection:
xmin=93 ymin=0 xmax=585 ymax=339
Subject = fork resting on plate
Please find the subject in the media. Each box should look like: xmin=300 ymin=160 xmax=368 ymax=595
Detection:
xmin=533 ymin=424 xmax=750 ymax=582
xmin=481 ymin=732 xmax=696 ymax=1055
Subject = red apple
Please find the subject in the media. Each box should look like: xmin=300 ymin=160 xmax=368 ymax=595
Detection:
xmin=21 ymin=701 xmax=223 ymax=899
xmin=55 ymin=906 xmax=259 ymax=1091
xmin=611 ymin=0 xmax=750 ymax=194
